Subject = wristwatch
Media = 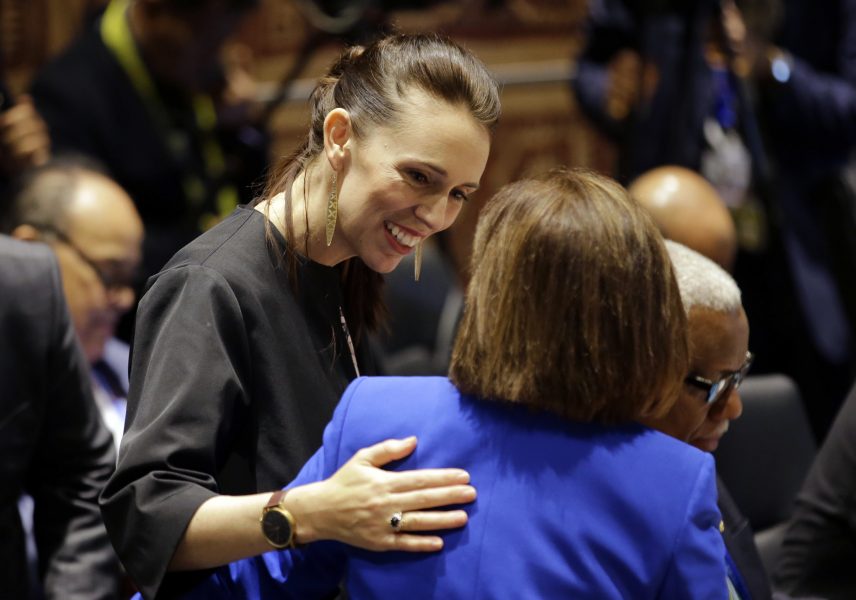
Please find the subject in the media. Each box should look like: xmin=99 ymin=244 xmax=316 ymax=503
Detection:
xmin=260 ymin=490 xmax=297 ymax=549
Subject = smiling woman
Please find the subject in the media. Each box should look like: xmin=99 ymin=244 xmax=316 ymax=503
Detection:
xmin=255 ymin=33 xmax=498 ymax=331
xmin=260 ymin=85 xmax=490 ymax=278
xmin=99 ymin=32 xmax=500 ymax=599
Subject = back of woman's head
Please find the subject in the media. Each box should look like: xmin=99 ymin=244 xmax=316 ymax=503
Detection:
xmin=450 ymin=168 xmax=688 ymax=424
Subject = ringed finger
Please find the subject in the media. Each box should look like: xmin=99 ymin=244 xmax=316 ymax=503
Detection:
xmin=393 ymin=509 xmax=469 ymax=533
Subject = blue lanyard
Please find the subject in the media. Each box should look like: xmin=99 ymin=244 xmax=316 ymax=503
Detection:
xmin=710 ymin=65 xmax=738 ymax=130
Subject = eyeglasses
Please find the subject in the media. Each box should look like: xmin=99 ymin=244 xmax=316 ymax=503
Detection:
xmin=41 ymin=227 xmax=136 ymax=292
xmin=685 ymin=351 xmax=754 ymax=407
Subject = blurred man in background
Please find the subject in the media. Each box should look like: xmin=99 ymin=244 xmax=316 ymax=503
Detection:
xmin=31 ymin=0 xmax=267 ymax=279
xmin=574 ymin=0 xmax=856 ymax=439
xmin=4 ymin=160 xmax=144 ymax=449
xmin=630 ymin=164 xmax=738 ymax=272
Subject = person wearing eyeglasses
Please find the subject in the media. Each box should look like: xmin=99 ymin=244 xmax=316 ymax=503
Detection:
xmin=650 ymin=240 xmax=752 ymax=454
xmin=2 ymin=158 xmax=144 ymax=450
xmin=644 ymin=239 xmax=773 ymax=600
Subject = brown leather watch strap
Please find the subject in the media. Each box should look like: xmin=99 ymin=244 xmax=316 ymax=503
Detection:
xmin=266 ymin=489 xmax=287 ymax=510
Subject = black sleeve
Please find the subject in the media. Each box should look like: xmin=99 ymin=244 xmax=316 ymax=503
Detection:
xmin=773 ymin=384 xmax=856 ymax=595
xmin=26 ymin=248 xmax=119 ymax=600
xmin=100 ymin=265 xmax=252 ymax=600
xmin=765 ymin=0 xmax=856 ymax=154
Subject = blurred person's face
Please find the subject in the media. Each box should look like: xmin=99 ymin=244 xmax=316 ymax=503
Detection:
xmin=52 ymin=176 xmax=143 ymax=363
xmin=649 ymin=306 xmax=750 ymax=452
xmin=134 ymin=0 xmax=252 ymax=93
xmin=328 ymin=88 xmax=490 ymax=274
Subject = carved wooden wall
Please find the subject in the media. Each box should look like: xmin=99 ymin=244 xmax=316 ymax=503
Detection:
xmin=0 ymin=0 xmax=617 ymax=274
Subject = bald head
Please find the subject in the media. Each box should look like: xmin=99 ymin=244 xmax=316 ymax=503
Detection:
xmin=63 ymin=171 xmax=144 ymax=265
xmin=630 ymin=166 xmax=737 ymax=271
xmin=7 ymin=163 xmax=143 ymax=362
xmin=7 ymin=164 xmax=143 ymax=255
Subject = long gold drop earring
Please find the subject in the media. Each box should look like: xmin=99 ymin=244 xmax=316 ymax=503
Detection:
xmin=414 ymin=240 xmax=423 ymax=282
xmin=326 ymin=171 xmax=338 ymax=247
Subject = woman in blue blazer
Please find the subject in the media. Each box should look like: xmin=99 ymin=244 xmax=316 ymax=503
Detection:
xmin=190 ymin=169 xmax=728 ymax=599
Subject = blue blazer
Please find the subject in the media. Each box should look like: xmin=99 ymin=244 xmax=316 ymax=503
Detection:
xmin=194 ymin=376 xmax=727 ymax=599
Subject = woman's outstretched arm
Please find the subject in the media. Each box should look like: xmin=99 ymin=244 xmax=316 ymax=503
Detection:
xmin=169 ymin=436 xmax=475 ymax=571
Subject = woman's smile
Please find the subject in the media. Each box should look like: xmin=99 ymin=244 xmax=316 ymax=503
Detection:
xmin=384 ymin=220 xmax=421 ymax=253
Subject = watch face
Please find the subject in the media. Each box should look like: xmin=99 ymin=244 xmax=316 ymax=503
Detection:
xmin=262 ymin=509 xmax=293 ymax=547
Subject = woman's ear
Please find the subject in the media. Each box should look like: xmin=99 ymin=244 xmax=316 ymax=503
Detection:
xmin=323 ymin=108 xmax=352 ymax=171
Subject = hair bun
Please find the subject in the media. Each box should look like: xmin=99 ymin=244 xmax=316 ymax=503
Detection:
xmin=328 ymin=45 xmax=366 ymax=79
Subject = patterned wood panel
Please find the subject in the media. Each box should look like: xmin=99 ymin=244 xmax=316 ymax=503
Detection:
xmin=1 ymin=0 xmax=102 ymax=90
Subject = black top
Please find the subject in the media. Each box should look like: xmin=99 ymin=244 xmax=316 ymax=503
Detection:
xmin=0 ymin=236 xmax=118 ymax=600
xmin=774 ymin=382 xmax=856 ymax=599
xmin=99 ymin=207 xmax=373 ymax=599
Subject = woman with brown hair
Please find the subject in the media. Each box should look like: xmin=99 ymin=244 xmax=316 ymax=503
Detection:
xmin=100 ymin=32 xmax=500 ymax=599
xmin=195 ymin=169 xmax=728 ymax=598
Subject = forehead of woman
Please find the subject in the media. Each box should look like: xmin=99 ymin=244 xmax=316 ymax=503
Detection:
xmin=358 ymin=87 xmax=491 ymax=179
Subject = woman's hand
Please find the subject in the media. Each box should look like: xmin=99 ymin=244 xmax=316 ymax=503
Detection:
xmin=288 ymin=436 xmax=476 ymax=552
xmin=169 ymin=437 xmax=474 ymax=571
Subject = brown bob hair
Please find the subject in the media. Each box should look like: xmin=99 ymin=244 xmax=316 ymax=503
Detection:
xmin=449 ymin=168 xmax=688 ymax=424
xmin=256 ymin=32 xmax=500 ymax=341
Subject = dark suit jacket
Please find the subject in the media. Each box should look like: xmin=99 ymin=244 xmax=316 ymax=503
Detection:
xmin=774 ymin=383 xmax=856 ymax=599
xmin=718 ymin=477 xmax=773 ymax=600
xmin=0 ymin=236 xmax=118 ymax=599
xmin=761 ymin=0 xmax=856 ymax=371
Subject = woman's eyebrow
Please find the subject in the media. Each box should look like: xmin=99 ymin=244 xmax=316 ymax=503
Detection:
xmin=416 ymin=161 xmax=480 ymax=190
